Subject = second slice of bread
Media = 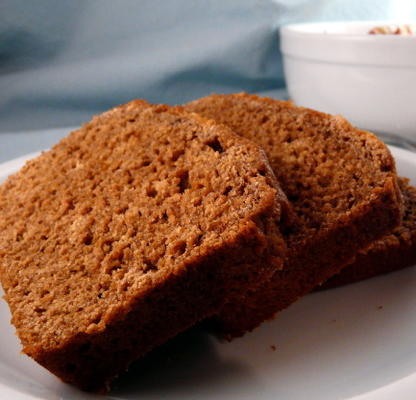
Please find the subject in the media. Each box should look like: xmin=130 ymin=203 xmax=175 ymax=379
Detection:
xmin=185 ymin=93 xmax=403 ymax=337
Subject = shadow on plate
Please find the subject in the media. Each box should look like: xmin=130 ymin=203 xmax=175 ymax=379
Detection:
xmin=111 ymin=325 xmax=259 ymax=398
xmin=110 ymin=265 xmax=416 ymax=400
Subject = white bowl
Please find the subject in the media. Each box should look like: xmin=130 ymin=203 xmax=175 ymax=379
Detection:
xmin=280 ymin=21 xmax=416 ymax=142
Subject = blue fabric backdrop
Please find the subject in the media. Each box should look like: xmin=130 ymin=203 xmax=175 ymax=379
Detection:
xmin=1 ymin=0 xmax=414 ymax=133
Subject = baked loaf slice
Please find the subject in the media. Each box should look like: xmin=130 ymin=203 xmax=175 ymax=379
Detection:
xmin=185 ymin=93 xmax=403 ymax=337
xmin=321 ymin=178 xmax=416 ymax=289
xmin=0 ymin=100 xmax=290 ymax=391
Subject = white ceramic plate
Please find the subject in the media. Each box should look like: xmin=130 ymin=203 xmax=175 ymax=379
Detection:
xmin=0 ymin=146 xmax=415 ymax=400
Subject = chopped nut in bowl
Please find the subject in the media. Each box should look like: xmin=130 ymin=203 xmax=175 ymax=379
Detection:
xmin=369 ymin=24 xmax=416 ymax=35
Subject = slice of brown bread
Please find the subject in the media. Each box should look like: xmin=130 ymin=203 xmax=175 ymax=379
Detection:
xmin=184 ymin=92 xmax=403 ymax=337
xmin=0 ymin=100 xmax=290 ymax=392
xmin=320 ymin=178 xmax=416 ymax=289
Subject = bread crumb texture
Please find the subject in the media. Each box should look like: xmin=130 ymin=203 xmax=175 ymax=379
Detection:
xmin=186 ymin=93 xmax=400 ymax=237
xmin=0 ymin=100 xmax=288 ymax=391
xmin=185 ymin=93 xmax=402 ymax=336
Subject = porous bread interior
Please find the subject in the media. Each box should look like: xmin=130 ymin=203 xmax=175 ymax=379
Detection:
xmin=0 ymin=101 xmax=284 ymax=353
xmin=185 ymin=93 xmax=401 ymax=335
xmin=186 ymin=93 xmax=397 ymax=243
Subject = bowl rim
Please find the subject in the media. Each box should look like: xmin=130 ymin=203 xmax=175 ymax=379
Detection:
xmin=280 ymin=20 xmax=416 ymax=66
xmin=281 ymin=20 xmax=416 ymax=40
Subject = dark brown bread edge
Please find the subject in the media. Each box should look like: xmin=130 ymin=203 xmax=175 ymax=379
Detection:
xmin=27 ymin=216 xmax=280 ymax=392
xmin=319 ymin=235 xmax=416 ymax=289
xmin=213 ymin=176 xmax=403 ymax=338
xmin=320 ymin=182 xmax=416 ymax=290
